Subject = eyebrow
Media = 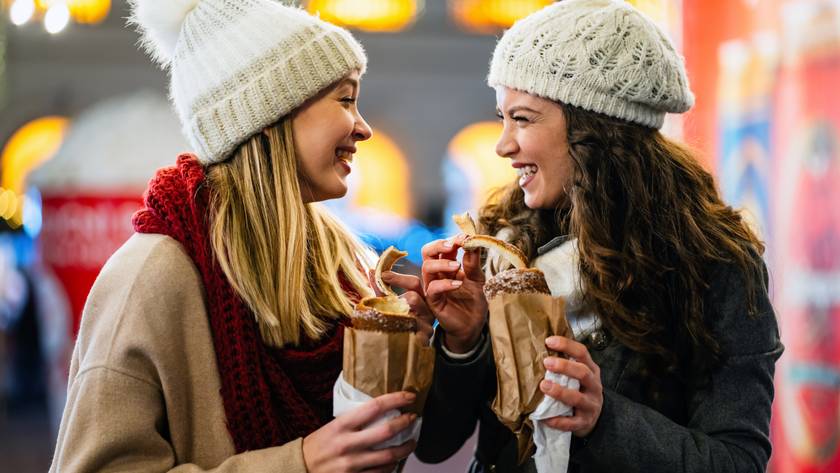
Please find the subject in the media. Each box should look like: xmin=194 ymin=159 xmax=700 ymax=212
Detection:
xmin=506 ymin=105 xmax=539 ymax=115
xmin=337 ymin=78 xmax=359 ymax=95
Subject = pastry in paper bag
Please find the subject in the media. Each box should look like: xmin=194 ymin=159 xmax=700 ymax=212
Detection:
xmin=333 ymin=247 xmax=435 ymax=463
xmin=455 ymin=212 xmax=575 ymax=470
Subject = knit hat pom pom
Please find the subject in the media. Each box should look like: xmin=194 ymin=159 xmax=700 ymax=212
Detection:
xmin=129 ymin=0 xmax=201 ymax=68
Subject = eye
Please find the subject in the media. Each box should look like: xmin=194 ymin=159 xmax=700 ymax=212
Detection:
xmin=495 ymin=111 xmax=504 ymax=121
xmin=512 ymin=115 xmax=528 ymax=122
xmin=341 ymin=96 xmax=357 ymax=106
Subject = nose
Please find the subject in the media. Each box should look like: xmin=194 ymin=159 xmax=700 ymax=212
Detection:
xmin=353 ymin=112 xmax=373 ymax=142
xmin=495 ymin=124 xmax=518 ymax=158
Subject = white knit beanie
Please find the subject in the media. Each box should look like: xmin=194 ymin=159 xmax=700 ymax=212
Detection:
xmin=128 ymin=0 xmax=367 ymax=164
xmin=488 ymin=0 xmax=694 ymax=129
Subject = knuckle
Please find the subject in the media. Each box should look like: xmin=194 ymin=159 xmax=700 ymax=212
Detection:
xmin=551 ymin=386 xmax=570 ymax=402
xmin=422 ymin=240 xmax=444 ymax=256
xmin=336 ymin=457 xmax=351 ymax=472
xmin=381 ymin=449 xmax=399 ymax=463
xmin=546 ymin=417 xmax=565 ymax=430
xmin=557 ymin=357 xmax=571 ymax=371
xmin=406 ymin=275 xmax=422 ymax=291
xmin=370 ymin=397 xmax=386 ymax=413
xmin=384 ymin=421 xmax=400 ymax=438
xmin=334 ymin=439 xmax=351 ymax=456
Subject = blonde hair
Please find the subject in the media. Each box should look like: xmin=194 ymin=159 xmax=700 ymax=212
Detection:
xmin=206 ymin=119 xmax=373 ymax=347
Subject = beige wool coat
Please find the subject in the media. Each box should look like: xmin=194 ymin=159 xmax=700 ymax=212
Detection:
xmin=50 ymin=233 xmax=307 ymax=472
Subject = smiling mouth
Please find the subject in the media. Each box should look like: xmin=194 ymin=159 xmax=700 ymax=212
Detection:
xmin=516 ymin=164 xmax=538 ymax=186
xmin=336 ymin=149 xmax=354 ymax=165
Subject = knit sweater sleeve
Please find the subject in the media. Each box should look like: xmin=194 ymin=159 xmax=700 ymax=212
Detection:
xmin=571 ymin=260 xmax=783 ymax=473
xmin=51 ymin=366 xmax=306 ymax=473
xmin=49 ymin=233 xmax=307 ymax=473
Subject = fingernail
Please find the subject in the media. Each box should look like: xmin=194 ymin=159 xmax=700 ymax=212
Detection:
xmin=443 ymin=239 xmax=454 ymax=248
xmin=404 ymin=392 xmax=416 ymax=401
xmin=540 ymin=379 xmax=553 ymax=391
xmin=451 ymin=280 xmax=463 ymax=287
xmin=449 ymin=261 xmax=460 ymax=269
xmin=543 ymin=357 xmax=553 ymax=368
xmin=409 ymin=413 xmax=418 ymax=423
xmin=546 ymin=336 xmax=558 ymax=346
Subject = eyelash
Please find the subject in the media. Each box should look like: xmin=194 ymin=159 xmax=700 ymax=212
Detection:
xmin=341 ymin=97 xmax=357 ymax=105
xmin=496 ymin=113 xmax=528 ymax=123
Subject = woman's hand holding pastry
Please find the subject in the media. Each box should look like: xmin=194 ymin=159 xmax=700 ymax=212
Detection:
xmin=376 ymin=270 xmax=435 ymax=345
xmin=420 ymin=236 xmax=488 ymax=354
xmin=304 ymin=391 xmax=418 ymax=473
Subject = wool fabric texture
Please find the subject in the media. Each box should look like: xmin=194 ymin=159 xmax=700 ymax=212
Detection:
xmin=133 ymin=154 xmax=355 ymax=452
xmin=488 ymin=0 xmax=694 ymax=129
xmin=129 ymin=0 xmax=367 ymax=164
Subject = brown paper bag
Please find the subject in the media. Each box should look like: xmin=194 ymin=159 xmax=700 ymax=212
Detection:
xmin=488 ymin=292 xmax=571 ymax=464
xmin=342 ymin=327 xmax=436 ymax=415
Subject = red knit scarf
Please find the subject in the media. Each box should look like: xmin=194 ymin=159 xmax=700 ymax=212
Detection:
xmin=133 ymin=154 xmax=349 ymax=452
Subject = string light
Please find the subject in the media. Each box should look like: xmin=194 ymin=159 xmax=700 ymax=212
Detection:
xmin=9 ymin=0 xmax=36 ymax=26
xmin=44 ymin=2 xmax=70 ymax=34
xmin=307 ymin=0 xmax=421 ymax=33
xmin=6 ymin=0 xmax=111 ymax=31
xmin=67 ymin=0 xmax=110 ymax=25
xmin=449 ymin=0 xmax=553 ymax=34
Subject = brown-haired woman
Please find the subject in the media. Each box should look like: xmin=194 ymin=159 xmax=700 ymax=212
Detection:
xmin=403 ymin=1 xmax=783 ymax=472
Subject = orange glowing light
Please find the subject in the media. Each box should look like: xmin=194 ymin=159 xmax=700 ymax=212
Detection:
xmin=307 ymin=0 xmax=421 ymax=33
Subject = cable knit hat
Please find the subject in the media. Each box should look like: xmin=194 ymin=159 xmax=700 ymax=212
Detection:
xmin=488 ymin=0 xmax=694 ymax=129
xmin=129 ymin=0 xmax=367 ymax=164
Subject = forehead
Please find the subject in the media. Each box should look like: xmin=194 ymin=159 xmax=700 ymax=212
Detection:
xmin=335 ymin=70 xmax=362 ymax=89
xmin=495 ymin=86 xmax=548 ymax=108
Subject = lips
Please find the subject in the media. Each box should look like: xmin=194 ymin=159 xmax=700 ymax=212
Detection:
xmin=515 ymin=163 xmax=538 ymax=187
xmin=336 ymin=148 xmax=354 ymax=165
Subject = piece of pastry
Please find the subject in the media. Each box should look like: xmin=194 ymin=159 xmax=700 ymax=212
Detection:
xmin=452 ymin=211 xmax=478 ymax=236
xmin=462 ymin=234 xmax=529 ymax=270
xmin=453 ymin=212 xmax=529 ymax=270
xmin=354 ymin=246 xmax=415 ymax=333
xmin=373 ymin=245 xmax=408 ymax=297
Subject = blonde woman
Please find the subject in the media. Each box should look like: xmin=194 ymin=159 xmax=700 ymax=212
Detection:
xmin=50 ymin=1 xmax=429 ymax=472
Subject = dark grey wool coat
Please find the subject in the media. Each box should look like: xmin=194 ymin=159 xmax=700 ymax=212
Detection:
xmin=416 ymin=240 xmax=783 ymax=473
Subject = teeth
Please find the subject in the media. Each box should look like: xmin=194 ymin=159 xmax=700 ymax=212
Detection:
xmin=336 ymin=149 xmax=353 ymax=163
xmin=517 ymin=165 xmax=538 ymax=186
xmin=515 ymin=165 xmax=538 ymax=177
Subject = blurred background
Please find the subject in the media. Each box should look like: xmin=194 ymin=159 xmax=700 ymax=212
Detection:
xmin=0 ymin=0 xmax=837 ymax=472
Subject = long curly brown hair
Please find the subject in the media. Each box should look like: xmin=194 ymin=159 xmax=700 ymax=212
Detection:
xmin=479 ymin=104 xmax=765 ymax=387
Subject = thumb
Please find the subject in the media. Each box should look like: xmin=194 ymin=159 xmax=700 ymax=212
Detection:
xmin=461 ymin=249 xmax=485 ymax=282
xmin=368 ymin=269 xmax=384 ymax=296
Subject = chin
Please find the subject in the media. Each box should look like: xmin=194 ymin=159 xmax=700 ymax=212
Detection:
xmin=327 ymin=182 xmax=348 ymax=200
xmin=523 ymin=193 xmax=541 ymax=209
xmin=524 ymin=195 xmax=560 ymax=210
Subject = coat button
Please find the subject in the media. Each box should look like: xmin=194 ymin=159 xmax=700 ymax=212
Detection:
xmin=588 ymin=330 xmax=609 ymax=350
